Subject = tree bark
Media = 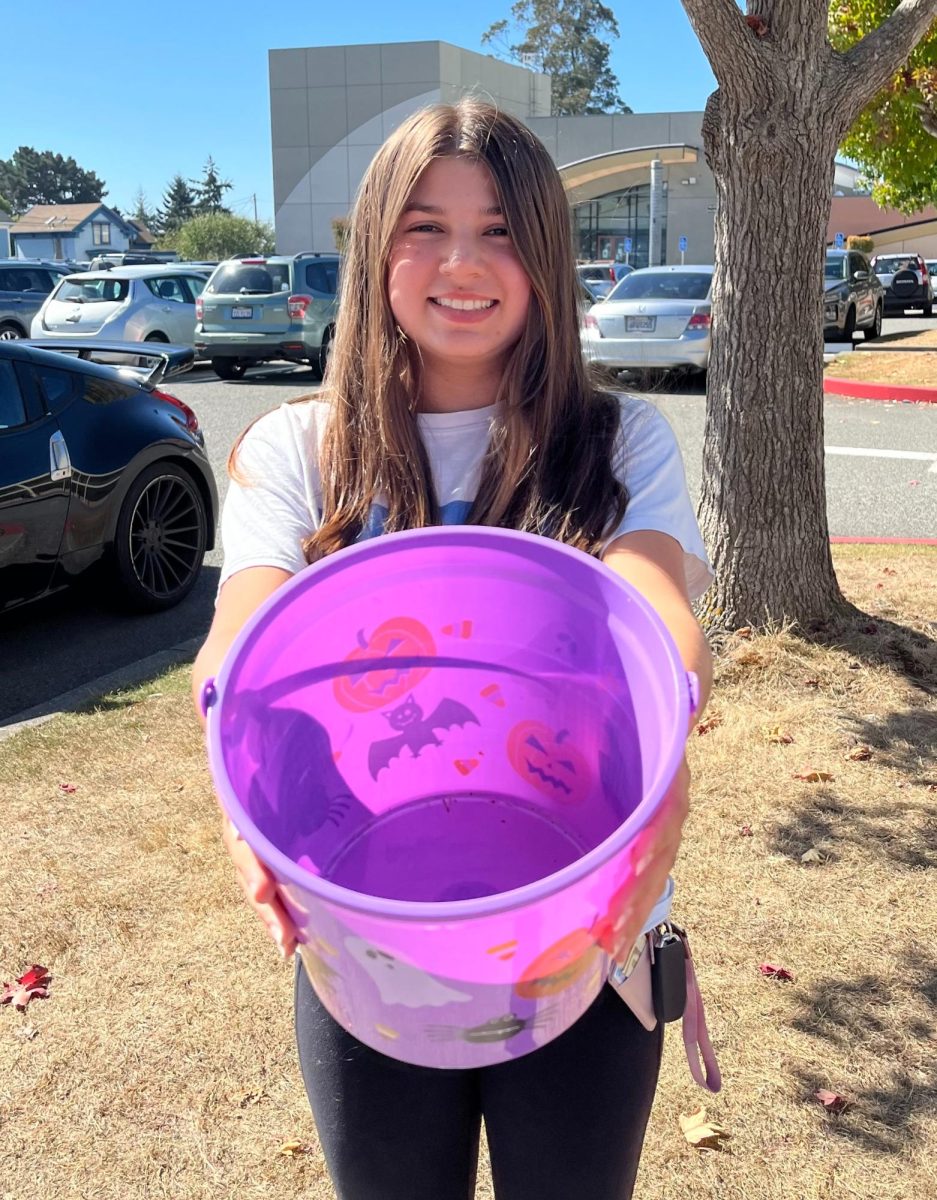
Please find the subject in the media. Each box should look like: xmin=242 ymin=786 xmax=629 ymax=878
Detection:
xmin=678 ymin=0 xmax=937 ymax=632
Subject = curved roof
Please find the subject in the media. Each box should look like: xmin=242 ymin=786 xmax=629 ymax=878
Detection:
xmin=559 ymin=144 xmax=700 ymax=202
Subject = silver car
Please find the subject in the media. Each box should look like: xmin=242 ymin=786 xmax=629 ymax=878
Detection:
xmin=581 ymin=265 xmax=714 ymax=374
xmin=30 ymin=266 xmax=210 ymax=348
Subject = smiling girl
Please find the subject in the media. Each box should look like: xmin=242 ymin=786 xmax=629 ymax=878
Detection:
xmin=193 ymin=99 xmax=713 ymax=1199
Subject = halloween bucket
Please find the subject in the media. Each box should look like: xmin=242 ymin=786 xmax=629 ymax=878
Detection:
xmin=202 ymin=527 xmax=697 ymax=1067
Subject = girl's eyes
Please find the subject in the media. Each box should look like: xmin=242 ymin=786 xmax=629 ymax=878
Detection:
xmin=404 ymin=224 xmax=510 ymax=237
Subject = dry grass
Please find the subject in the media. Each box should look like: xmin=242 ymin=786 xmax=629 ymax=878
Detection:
xmin=827 ymin=327 xmax=937 ymax=386
xmin=1 ymin=545 xmax=935 ymax=1199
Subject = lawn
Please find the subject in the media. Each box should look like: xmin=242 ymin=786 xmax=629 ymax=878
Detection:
xmin=1 ymin=545 xmax=935 ymax=1199
xmin=826 ymin=327 xmax=937 ymax=388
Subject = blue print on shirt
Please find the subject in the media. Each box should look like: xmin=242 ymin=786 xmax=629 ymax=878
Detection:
xmin=356 ymin=500 xmax=473 ymax=542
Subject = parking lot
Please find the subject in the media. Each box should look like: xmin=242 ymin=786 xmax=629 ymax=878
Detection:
xmin=2 ymin=347 xmax=934 ymax=726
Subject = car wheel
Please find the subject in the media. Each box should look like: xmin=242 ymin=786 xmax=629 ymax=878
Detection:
xmin=925 ymin=302 xmax=934 ymax=318
xmin=212 ymin=357 xmax=247 ymax=381
xmin=112 ymin=462 xmax=207 ymax=612
xmin=0 ymin=321 xmax=25 ymax=340
xmin=864 ymin=304 xmax=883 ymax=341
xmin=842 ymin=306 xmax=856 ymax=341
xmin=317 ymin=325 xmax=334 ymax=378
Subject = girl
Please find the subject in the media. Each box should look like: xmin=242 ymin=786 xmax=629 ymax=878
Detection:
xmin=193 ymin=98 xmax=713 ymax=1200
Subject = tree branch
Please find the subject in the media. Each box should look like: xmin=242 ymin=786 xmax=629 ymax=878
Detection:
xmin=835 ymin=0 xmax=937 ymax=118
xmin=680 ymin=0 xmax=764 ymax=83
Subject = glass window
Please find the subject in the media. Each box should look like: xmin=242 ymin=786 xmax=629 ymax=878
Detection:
xmin=182 ymin=276 xmax=206 ymax=302
xmin=37 ymin=365 xmax=79 ymax=412
xmin=607 ymin=270 xmax=712 ymax=302
xmin=206 ymin=261 xmax=290 ymax=296
xmin=91 ymin=222 xmax=112 ymax=246
xmin=824 ymin=255 xmax=848 ymax=282
xmin=0 ymin=360 xmax=28 ymax=429
xmin=53 ymin=277 xmax=130 ymax=304
xmin=304 ymin=261 xmax=339 ymax=295
xmin=145 ymin=276 xmax=187 ymax=303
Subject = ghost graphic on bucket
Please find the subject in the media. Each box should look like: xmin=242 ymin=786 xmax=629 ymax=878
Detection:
xmin=346 ymin=936 xmax=472 ymax=1008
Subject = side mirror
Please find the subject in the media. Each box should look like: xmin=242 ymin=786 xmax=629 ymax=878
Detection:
xmin=853 ymin=270 xmax=869 ymax=281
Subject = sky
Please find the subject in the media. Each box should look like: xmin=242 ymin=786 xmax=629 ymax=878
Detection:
xmin=0 ymin=2 xmax=715 ymax=226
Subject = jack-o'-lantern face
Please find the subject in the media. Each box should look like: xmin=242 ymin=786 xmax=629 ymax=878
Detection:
xmin=507 ymin=721 xmax=592 ymax=804
xmin=334 ymin=617 xmax=436 ymax=713
xmin=514 ymin=928 xmax=600 ymax=1000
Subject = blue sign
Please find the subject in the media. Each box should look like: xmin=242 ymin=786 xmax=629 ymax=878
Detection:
xmin=835 ymin=232 xmax=845 ymax=248
xmin=624 ymin=237 xmax=632 ymax=253
xmin=679 ymin=236 xmax=688 ymax=252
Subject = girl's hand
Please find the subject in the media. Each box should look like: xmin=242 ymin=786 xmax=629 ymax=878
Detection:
xmin=221 ymin=817 xmax=299 ymax=959
xmin=609 ymin=758 xmax=690 ymax=962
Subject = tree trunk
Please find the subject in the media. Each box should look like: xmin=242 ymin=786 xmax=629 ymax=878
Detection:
xmin=695 ymin=75 xmax=849 ymax=631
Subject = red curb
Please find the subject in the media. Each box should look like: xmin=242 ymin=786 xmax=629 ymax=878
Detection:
xmin=831 ymin=536 xmax=937 ymax=546
xmin=824 ymin=376 xmax=937 ymax=403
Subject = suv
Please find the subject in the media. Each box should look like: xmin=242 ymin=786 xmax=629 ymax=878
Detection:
xmin=869 ymin=252 xmax=934 ymax=317
xmin=823 ymin=248 xmax=884 ymax=342
xmin=195 ymin=253 xmax=340 ymax=380
xmin=0 ymin=260 xmax=72 ymax=339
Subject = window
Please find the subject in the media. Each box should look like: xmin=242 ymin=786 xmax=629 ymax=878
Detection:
xmin=145 ymin=276 xmax=187 ymax=303
xmin=182 ymin=276 xmax=206 ymax=302
xmin=304 ymin=261 xmax=339 ymax=295
xmin=37 ymin=365 xmax=79 ymax=412
xmin=607 ymin=271 xmax=713 ymax=302
xmin=54 ymin=277 xmax=130 ymax=304
xmin=0 ymin=360 xmax=28 ymax=429
xmin=206 ymin=262 xmax=290 ymax=295
xmin=91 ymin=222 xmax=112 ymax=246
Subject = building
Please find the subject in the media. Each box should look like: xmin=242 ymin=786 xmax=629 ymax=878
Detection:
xmin=9 ymin=202 xmax=141 ymax=261
xmin=827 ymin=195 xmax=937 ymax=257
xmin=0 ymin=207 xmax=12 ymax=257
xmin=268 ymin=40 xmax=718 ymax=267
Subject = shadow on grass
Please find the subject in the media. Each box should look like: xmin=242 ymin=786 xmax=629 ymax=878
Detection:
xmin=788 ymin=951 xmax=937 ymax=1154
xmin=803 ymin=608 xmax=937 ymax=697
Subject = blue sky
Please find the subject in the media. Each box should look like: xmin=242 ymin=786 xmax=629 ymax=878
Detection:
xmin=0 ymin=1 xmax=715 ymax=225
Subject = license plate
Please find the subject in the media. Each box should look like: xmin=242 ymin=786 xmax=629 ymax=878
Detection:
xmin=231 ymin=305 xmax=253 ymax=319
xmin=626 ymin=315 xmax=656 ymax=332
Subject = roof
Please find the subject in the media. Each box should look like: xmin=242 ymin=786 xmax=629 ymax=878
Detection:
xmin=11 ymin=202 xmax=129 ymax=234
xmin=66 ymin=265 xmax=206 ymax=280
xmin=127 ymin=217 xmax=156 ymax=244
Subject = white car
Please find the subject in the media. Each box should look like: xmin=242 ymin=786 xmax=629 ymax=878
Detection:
xmin=581 ymin=265 xmax=714 ymax=374
xmin=30 ymin=266 xmax=210 ymax=348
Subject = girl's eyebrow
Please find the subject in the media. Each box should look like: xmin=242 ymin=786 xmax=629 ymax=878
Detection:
xmin=402 ymin=202 xmax=503 ymax=216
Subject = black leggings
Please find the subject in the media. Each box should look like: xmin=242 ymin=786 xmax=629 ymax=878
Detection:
xmin=294 ymin=958 xmax=663 ymax=1200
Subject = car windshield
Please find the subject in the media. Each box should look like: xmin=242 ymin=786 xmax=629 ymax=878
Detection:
xmin=54 ymin=277 xmax=130 ymax=303
xmin=872 ymin=256 xmax=917 ymax=275
xmin=824 ymin=256 xmax=848 ymax=282
xmin=206 ymin=261 xmax=291 ymax=295
xmin=607 ymin=271 xmax=712 ymax=302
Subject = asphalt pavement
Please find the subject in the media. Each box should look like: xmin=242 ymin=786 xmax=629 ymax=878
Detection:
xmin=2 ymin=333 xmax=935 ymax=726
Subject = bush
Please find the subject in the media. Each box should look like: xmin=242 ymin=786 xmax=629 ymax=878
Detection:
xmin=331 ymin=215 xmax=350 ymax=253
xmin=846 ymin=234 xmax=874 ymax=253
xmin=174 ymin=212 xmax=275 ymax=260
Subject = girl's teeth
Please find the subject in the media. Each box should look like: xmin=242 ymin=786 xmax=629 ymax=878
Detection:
xmin=433 ymin=298 xmax=495 ymax=311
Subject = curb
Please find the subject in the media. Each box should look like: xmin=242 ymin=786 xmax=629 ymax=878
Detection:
xmin=824 ymin=375 xmax=937 ymax=403
xmin=831 ymin=535 xmax=937 ymax=546
xmin=0 ymin=636 xmax=203 ymax=744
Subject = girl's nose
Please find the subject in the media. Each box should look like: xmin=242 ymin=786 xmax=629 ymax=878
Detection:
xmin=439 ymin=240 xmax=483 ymax=277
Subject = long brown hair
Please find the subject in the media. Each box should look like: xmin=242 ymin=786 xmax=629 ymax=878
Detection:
xmin=239 ymin=99 xmax=628 ymax=560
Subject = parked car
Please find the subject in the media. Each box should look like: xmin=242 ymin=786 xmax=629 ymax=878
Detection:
xmin=823 ymin=248 xmax=883 ymax=342
xmin=88 ymin=252 xmax=173 ymax=270
xmin=577 ymin=261 xmax=635 ymax=301
xmin=581 ymin=265 xmax=713 ymax=374
xmin=0 ymin=339 xmax=217 ymax=613
xmin=30 ymin=266 xmax=209 ymax=349
xmin=869 ymin=252 xmax=934 ymax=316
xmin=0 ymin=260 xmax=74 ymax=340
xmin=926 ymin=259 xmax=937 ymax=281
xmin=194 ymin=253 xmax=340 ymax=380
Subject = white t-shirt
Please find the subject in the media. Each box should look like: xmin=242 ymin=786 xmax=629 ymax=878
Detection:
xmin=219 ymin=393 xmax=713 ymax=598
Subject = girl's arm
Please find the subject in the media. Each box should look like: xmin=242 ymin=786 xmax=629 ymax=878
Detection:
xmin=599 ymin=529 xmax=712 ymax=960
xmin=192 ymin=565 xmax=298 ymax=957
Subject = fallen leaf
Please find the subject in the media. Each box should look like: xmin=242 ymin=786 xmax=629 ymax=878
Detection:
xmin=928 ymin=783 xmax=937 ymax=793
xmin=735 ymin=626 xmax=753 ymax=639
xmin=882 ymin=567 xmax=897 ymax=577
xmin=803 ymin=678 xmax=820 ymax=689
xmin=1 ymin=965 xmax=51 ymax=1011
xmin=738 ymin=824 xmax=754 ymax=837
xmin=13 ymin=1025 xmax=39 ymax=1041
xmin=793 ymin=769 xmax=835 ymax=783
xmin=696 ymin=714 xmax=722 ymax=736
xmin=801 ymin=847 xmax=824 ymax=864
xmin=764 ymin=725 xmax=794 ymax=744
xmin=815 ymin=1089 xmax=849 ymax=1114
xmin=845 ymin=745 xmax=873 ymax=762
xmin=679 ymin=1106 xmax=732 ymax=1149
xmin=759 ymin=962 xmax=795 ymax=982
xmin=277 ymin=1140 xmax=311 ymax=1157
xmin=59 ymin=783 xmax=77 ymax=795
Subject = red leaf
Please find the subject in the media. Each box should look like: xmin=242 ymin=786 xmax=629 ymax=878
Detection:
xmin=803 ymin=678 xmax=820 ymax=689
xmin=793 ymin=769 xmax=835 ymax=783
xmin=759 ymin=962 xmax=795 ymax=982
xmin=745 ymin=14 xmax=769 ymax=37
xmin=59 ymin=783 xmax=77 ymax=794
xmin=696 ymin=714 xmax=722 ymax=736
xmin=815 ymin=1089 xmax=849 ymax=1114
xmin=1 ymin=964 xmax=51 ymax=1011
xmin=882 ymin=568 xmax=897 ymax=577
xmin=738 ymin=824 xmax=754 ymax=837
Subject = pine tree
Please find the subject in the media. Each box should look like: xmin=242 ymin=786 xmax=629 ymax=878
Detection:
xmin=157 ymin=174 xmax=197 ymax=234
xmin=191 ymin=156 xmax=232 ymax=215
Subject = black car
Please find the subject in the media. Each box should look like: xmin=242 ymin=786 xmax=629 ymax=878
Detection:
xmin=0 ymin=339 xmax=217 ymax=614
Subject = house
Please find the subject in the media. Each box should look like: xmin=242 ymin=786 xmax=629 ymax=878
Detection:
xmin=0 ymin=207 xmax=12 ymax=257
xmin=9 ymin=202 xmax=140 ymax=261
xmin=126 ymin=218 xmax=157 ymax=250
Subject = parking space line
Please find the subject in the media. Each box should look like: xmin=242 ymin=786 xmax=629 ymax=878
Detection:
xmin=825 ymin=445 xmax=937 ymax=474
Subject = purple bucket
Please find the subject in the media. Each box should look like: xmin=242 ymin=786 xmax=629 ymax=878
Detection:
xmin=203 ymin=528 xmax=695 ymax=1067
